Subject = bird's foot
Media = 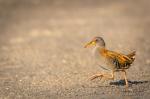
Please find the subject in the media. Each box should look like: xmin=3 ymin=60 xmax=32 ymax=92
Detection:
xmin=125 ymin=85 xmax=133 ymax=92
xmin=90 ymin=73 xmax=114 ymax=81
xmin=90 ymin=74 xmax=104 ymax=80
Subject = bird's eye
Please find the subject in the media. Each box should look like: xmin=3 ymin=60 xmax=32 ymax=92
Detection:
xmin=95 ymin=39 xmax=98 ymax=42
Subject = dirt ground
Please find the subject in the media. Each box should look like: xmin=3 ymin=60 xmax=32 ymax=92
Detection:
xmin=0 ymin=0 xmax=150 ymax=99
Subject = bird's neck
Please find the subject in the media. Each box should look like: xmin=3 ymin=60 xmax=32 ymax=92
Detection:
xmin=95 ymin=45 xmax=106 ymax=51
xmin=93 ymin=46 xmax=107 ymax=57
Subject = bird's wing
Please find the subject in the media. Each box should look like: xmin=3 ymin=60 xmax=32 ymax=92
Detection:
xmin=105 ymin=50 xmax=132 ymax=69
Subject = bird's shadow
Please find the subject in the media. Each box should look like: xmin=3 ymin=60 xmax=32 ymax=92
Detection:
xmin=110 ymin=79 xmax=148 ymax=86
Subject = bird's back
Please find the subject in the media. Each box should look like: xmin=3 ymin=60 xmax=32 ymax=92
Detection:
xmin=99 ymin=49 xmax=136 ymax=71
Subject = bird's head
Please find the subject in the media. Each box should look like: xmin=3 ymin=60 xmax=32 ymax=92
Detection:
xmin=84 ymin=37 xmax=105 ymax=48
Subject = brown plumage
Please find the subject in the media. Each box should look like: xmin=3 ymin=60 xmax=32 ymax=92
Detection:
xmin=101 ymin=49 xmax=135 ymax=70
xmin=84 ymin=37 xmax=136 ymax=88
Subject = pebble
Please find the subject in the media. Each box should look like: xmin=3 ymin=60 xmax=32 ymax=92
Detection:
xmin=146 ymin=59 xmax=150 ymax=65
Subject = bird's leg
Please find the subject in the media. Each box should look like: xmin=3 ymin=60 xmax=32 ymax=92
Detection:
xmin=90 ymin=71 xmax=114 ymax=80
xmin=122 ymin=70 xmax=128 ymax=88
xmin=90 ymin=73 xmax=104 ymax=80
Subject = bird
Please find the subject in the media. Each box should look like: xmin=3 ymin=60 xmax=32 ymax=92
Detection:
xmin=84 ymin=37 xmax=136 ymax=88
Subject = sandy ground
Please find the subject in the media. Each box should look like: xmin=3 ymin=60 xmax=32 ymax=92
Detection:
xmin=0 ymin=0 xmax=150 ymax=99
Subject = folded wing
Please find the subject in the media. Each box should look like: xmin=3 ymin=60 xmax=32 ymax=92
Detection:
xmin=105 ymin=50 xmax=135 ymax=70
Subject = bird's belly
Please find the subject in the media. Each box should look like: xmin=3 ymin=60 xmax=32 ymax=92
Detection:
xmin=108 ymin=60 xmax=131 ymax=71
xmin=93 ymin=54 xmax=114 ymax=70
xmin=92 ymin=47 xmax=114 ymax=70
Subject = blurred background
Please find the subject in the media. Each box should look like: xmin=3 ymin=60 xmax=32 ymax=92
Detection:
xmin=0 ymin=0 xmax=150 ymax=98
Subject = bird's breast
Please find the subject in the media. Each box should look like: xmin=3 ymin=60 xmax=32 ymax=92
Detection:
xmin=92 ymin=47 xmax=116 ymax=70
xmin=92 ymin=47 xmax=106 ymax=64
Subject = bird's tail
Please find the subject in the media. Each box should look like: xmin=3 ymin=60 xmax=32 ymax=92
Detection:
xmin=127 ymin=51 xmax=136 ymax=62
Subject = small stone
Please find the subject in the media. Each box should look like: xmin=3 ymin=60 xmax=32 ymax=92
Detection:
xmin=146 ymin=59 xmax=150 ymax=64
xmin=10 ymin=37 xmax=24 ymax=44
xmin=1 ymin=46 xmax=8 ymax=50
xmin=62 ymin=59 xmax=67 ymax=64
